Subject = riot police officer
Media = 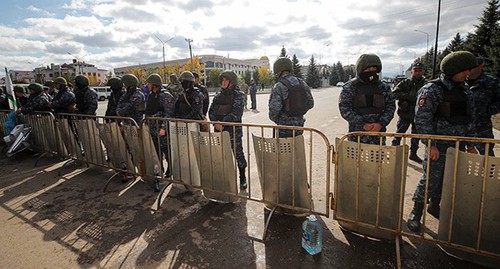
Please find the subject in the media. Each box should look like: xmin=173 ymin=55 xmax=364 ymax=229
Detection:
xmin=105 ymin=77 xmax=126 ymax=117
xmin=74 ymin=75 xmax=98 ymax=115
xmin=117 ymin=74 xmax=145 ymax=125
xmin=49 ymin=77 xmax=76 ymax=114
xmin=166 ymin=73 xmax=183 ymax=98
xmin=174 ymin=71 xmax=204 ymax=120
xmin=209 ymin=70 xmax=248 ymax=190
xmin=269 ymin=57 xmax=314 ymax=138
xmin=338 ymin=53 xmax=396 ymax=145
xmin=17 ymin=83 xmax=50 ymax=114
xmin=407 ymin=51 xmax=479 ymax=233
xmin=193 ymin=71 xmax=210 ymax=116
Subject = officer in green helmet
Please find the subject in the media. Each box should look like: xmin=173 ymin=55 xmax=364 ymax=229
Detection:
xmin=166 ymin=73 xmax=183 ymax=98
xmin=117 ymin=74 xmax=145 ymax=124
xmin=105 ymin=77 xmax=126 ymax=117
xmin=338 ymin=53 xmax=396 ymax=145
xmin=49 ymin=76 xmax=76 ymax=113
xmin=209 ymin=70 xmax=248 ymax=189
xmin=269 ymin=57 xmax=314 ymax=138
xmin=14 ymin=86 xmax=29 ymax=107
xmin=44 ymin=80 xmax=57 ymax=101
xmin=174 ymin=71 xmax=204 ymax=120
xmin=74 ymin=75 xmax=98 ymax=115
xmin=17 ymin=83 xmax=50 ymax=114
xmin=407 ymin=51 xmax=479 ymax=233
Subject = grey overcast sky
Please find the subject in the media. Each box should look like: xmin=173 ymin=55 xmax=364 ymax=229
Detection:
xmin=0 ymin=0 xmax=491 ymax=77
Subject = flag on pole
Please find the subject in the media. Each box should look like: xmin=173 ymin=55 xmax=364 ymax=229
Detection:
xmin=4 ymin=68 xmax=18 ymax=111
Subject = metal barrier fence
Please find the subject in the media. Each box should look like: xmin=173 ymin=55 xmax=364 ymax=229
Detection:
xmin=0 ymin=109 xmax=13 ymax=139
xmin=334 ymin=132 xmax=500 ymax=268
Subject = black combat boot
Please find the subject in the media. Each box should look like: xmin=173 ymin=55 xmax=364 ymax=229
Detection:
xmin=427 ymin=200 xmax=440 ymax=219
xmin=409 ymin=150 xmax=423 ymax=164
xmin=239 ymin=167 xmax=247 ymax=190
xmin=407 ymin=202 xmax=424 ymax=232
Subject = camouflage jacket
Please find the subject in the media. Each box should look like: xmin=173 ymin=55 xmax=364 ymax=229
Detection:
xmin=166 ymin=82 xmax=183 ymax=98
xmin=174 ymin=87 xmax=204 ymax=120
xmin=339 ymin=78 xmax=395 ymax=133
xmin=75 ymin=86 xmax=98 ymax=115
xmin=415 ymin=74 xmax=476 ymax=147
xmin=145 ymin=90 xmax=176 ymax=118
xmin=105 ymin=88 xmax=126 ymax=117
xmin=195 ymin=83 xmax=210 ymax=116
xmin=51 ymin=87 xmax=76 ymax=114
xmin=209 ymin=85 xmax=245 ymax=123
xmin=392 ymin=76 xmax=427 ymax=119
xmin=269 ymin=74 xmax=314 ymax=127
xmin=20 ymin=92 xmax=50 ymax=114
xmin=468 ymin=72 xmax=500 ymax=135
xmin=117 ymin=88 xmax=145 ymax=125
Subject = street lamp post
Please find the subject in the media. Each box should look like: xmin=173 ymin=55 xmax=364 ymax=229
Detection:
xmin=155 ymin=35 xmax=174 ymax=83
xmin=414 ymin=29 xmax=429 ymax=55
xmin=185 ymin=38 xmax=194 ymax=70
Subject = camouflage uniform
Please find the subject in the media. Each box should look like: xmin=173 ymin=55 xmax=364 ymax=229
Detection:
xmin=51 ymin=86 xmax=76 ymax=114
xmin=116 ymin=88 xmax=145 ymax=125
xmin=339 ymin=79 xmax=395 ymax=144
xmin=75 ymin=86 xmax=98 ymax=115
xmin=105 ymin=87 xmax=126 ymax=117
xmin=412 ymin=74 xmax=476 ymax=206
xmin=209 ymin=84 xmax=247 ymax=170
xmin=174 ymin=87 xmax=204 ymax=120
xmin=166 ymin=80 xmax=183 ymax=99
xmin=20 ymin=92 xmax=50 ymax=114
xmin=145 ymin=89 xmax=176 ymax=173
xmin=468 ymin=72 xmax=500 ymax=156
xmin=239 ymin=81 xmax=249 ymax=109
xmin=269 ymin=73 xmax=314 ymax=138
xmin=195 ymin=82 xmax=210 ymax=116
xmin=391 ymin=76 xmax=427 ymax=149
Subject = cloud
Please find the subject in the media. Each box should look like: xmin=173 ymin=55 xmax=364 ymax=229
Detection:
xmin=205 ymin=26 xmax=266 ymax=51
xmin=62 ymin=0 xmax=88 ymax=10
xmin=26 ymin=5 xmax=55 ymax=17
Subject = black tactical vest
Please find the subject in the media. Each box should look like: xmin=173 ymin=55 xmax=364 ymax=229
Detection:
xmin=432 ymin=79 xmax=470 ymax=125
xmin=75 ymin=87 xmax=88 ymax=113
xmin=211 ymin=89 xmax=235 ymax=118
xmin=175 ymin=92 xmax=191 ymax=117
xmin=279 ymin=78 xmax=308 ymax=116
xmin=352 ymin=79 xmax=385 ymax=115
xmin=145 ymin=91 xmax=161 ymax=116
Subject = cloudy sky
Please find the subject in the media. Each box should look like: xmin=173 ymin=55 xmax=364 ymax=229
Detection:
xmin=0 ymin=0 xmax=491 ymax=78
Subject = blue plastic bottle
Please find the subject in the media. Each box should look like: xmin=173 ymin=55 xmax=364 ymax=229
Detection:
xmin=301 ymin=215 xmax=323 ymax=255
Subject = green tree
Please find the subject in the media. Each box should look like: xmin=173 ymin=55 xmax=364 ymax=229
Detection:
xmin=280 ymin=46 xmax=288 ymax=57
xmin=464 ymin=0 xmax=500 ymax=59
xmin=441 ymin=33 xmax=465 ymax=59
xmin=292 ymin=54 xmax=303 ymax=79
xmin=252 ymin=68 xmax=261 ymax=85
xmin=329 ymin=63 xmax=340 ymax=85
xmin=208 ymin=68 xmax=222 ymax=88
xmin=244 ymin=69 xmax=252 ymax=84
xmin=305 ymin=55 xmax=321 ymax=88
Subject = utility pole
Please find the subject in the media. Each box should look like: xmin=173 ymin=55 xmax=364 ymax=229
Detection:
xmin=432 ymin=0 xmax=442 ymax=79
xmin=155 ymin=35 xmax=174 ymax=83
xmin=185 ymin=38 xmax=194 ymax=71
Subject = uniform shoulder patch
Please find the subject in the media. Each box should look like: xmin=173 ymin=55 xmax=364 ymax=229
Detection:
xmin=418 ymin=96 xmax=427 ymax=107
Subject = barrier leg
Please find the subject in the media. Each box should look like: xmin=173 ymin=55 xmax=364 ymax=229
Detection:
xmin=34 ymin=152 xmax=49 ymax=167
xmin=103 ymin=171 xmax=122 ymax=192
xmin=395 ymin=235 xmax=402 ymax=269
xmin=263 ymin=206 xmax=278 ymax=241
xmin=57 ymin=159 xmax=88 ymax=176
xmin=155 ymin=182 xmax=173 ymax=210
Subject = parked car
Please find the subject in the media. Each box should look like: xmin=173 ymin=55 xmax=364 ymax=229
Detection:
xmin=93 ymin=86 xmax=111 ymax=101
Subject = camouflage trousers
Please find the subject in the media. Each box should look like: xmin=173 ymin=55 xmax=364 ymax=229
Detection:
xmin=220 ymin=126 xmax=247 ymax=169
xmin=149 ymin=124 xmax=172 ymax=175
xmin=391 ymin=117 xmax=420 ymax=151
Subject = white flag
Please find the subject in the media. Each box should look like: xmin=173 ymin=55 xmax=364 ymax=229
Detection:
xmin=4 ymin=68 xmax=18 ymax=111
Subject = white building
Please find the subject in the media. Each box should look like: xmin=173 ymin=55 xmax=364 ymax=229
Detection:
xmin=34 ymin=59 xmax=109 ymax=85
xmin=114 ymin=54 xmax=270 ymax=78
xmin=8 ymin=70 xmax=35 ymax=83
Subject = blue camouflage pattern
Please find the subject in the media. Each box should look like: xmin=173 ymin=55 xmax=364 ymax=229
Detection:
xmin=116 ymin=88 xmax=145 ymax=125
xmin=51 ymin=86 xmax=76 ymax=113
xmin=339 ymin=78 xmax=395 ymax=144
xmin=269 ymin=73 xmax=314 ymax=137
xmin=412 ymin=74 xmax=476 ymax=204
xmin=75 ymin=86 xmax=98 ymax=115
xmin=209 ymin=85 xmax=247 ymax=169
xmin=20 ymin=92 xmax=50 ymax=114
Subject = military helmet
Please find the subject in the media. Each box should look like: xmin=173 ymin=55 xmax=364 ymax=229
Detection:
xmin=121 ymin=74 xmax=139 ymax=88
xmin=14 ymin=85 xmax=26 ymax=94
xmin=44 ymin=80 xmax=53 ymax=87
xmin=273 ymin=57 xmax=293 ymax=75
xmin=28 ymin=83 xmax=44 ymax=93
xmin=440 ymin=51 xmax=477 ymax=76
xmin=219 ymin=70 xmax=239 ymax=85
xmin=356 ymin=53 xmax=382 ymax=74
xmin=53 ymin=77 xmax=67 ymax=85
xmin=412 ymin=62 xmax=425 ymax=69
xmin=74 ymin=75 xmax=89 ymax=87
xmin=179 ymin=71 xmax=195 ymax=82
xmin=107 ymin=77 xmax=123 ymax=89
xmin=146 ymin=73 xmax=163 ymax=86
